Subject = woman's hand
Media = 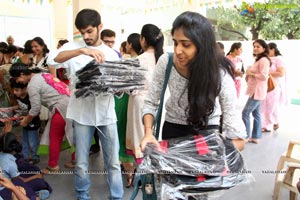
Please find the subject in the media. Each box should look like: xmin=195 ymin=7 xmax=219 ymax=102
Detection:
xmin=0 ymin=177 xmax=30 ymax=200
xmin=0 ymin=176 xmax=15 ymax=190
xmin=19 ymin=115 xmax=34 ymax=127
xmin=234 ymin=69 xmax=243 ymax=78
xmin=245 ymin=68 xmax=254 ymax=76
xmin=20 ymin=118 xmax=29 ymax=127
xmin=237 ymin=70 xmax=244 ymax=78
xmin=140 ymin=131 xmax=160 ymax=152
xmin=232 ymin=138 xmax=246 ymax=151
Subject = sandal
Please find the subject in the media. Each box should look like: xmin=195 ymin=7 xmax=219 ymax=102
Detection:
xmin=249 ymin=138 xmax=260 ymax=144
xmin=262 ymin=128 xmax=271 ymax=132
xmin=273 ymin=124 xmax=279 ymax=130
xmin=64 ymin=160 xmax=76 ymax=168
xmin=126 ymin=173 xmax=135 ymax=188
xmin=41 ymin=166 xmax=60 ymax=175
xmin=126 ymin=169 xmax=136 ymax=188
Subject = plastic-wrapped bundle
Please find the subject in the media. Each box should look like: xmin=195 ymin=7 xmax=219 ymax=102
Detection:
xmin=138 ymin=130 xmax=253 ymax=199
xmin=0 ymin=107 xmax=21 ymax=127
xmin=139 ymin=133 xmax=227 ymax=177
xmin=75 ymin=59 xmax=147 ymax=98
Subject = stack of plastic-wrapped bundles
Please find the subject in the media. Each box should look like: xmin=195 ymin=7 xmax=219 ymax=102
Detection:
xmin=74 ymin=59 xmax=146 ymax=98
xmin=139 ymin=130 xmax=254 ymax=200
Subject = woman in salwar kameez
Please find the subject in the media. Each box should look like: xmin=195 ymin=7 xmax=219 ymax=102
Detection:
xmin=261 ymin=43 xmax=286 ymax=132
xmin=9 ymin=63 xmax=73 ymax=174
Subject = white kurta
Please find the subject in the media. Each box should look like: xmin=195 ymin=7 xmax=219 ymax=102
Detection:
xmin=126 ymin=51 xmax=156 ymax=160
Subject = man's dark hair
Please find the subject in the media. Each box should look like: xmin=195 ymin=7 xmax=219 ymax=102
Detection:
xmin=100 ymin=29 xmax=116 ymax=40
xmin=75 ymin=9 xmax=101 ymax=30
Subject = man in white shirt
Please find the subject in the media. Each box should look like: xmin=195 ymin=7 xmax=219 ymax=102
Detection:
xmin=47 ymin=9 xmax=123 ymax=200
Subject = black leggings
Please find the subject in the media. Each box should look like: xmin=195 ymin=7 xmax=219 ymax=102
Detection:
xmin=162 ymin=121 xmax=219 ymax=140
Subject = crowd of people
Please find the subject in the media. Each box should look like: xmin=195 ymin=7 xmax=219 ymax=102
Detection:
xmin=0 ymin=8 xmax=288 ymax=200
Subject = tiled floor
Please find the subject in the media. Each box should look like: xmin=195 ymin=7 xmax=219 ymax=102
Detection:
xmin=11 ymin=102 xmax=300 ymax=200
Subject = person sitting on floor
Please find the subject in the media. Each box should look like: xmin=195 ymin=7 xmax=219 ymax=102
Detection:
xmin=0 ymin=123 xmax=52 ymax=200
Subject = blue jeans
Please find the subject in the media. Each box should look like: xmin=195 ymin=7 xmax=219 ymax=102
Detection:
xmin=22 ymin=129 xmax=40 ymax=160
xmin=73 ymin=121 xmax=123 ymax=200
xmin=242 ymin=97 xmax=262 ymax=139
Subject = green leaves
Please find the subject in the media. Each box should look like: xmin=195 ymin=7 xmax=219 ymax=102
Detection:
xmin=215 ymin=0 xmax=300 ymax=40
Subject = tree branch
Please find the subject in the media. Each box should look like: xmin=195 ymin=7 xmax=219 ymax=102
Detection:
xmin=255 ymin=20 xmax=262 ymax=31
xmin=220 ymin=26 xmax=249 ymax=40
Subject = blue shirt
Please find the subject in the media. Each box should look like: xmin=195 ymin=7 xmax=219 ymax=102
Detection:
xmin=0 ymin=153 xmax=19 ymax=191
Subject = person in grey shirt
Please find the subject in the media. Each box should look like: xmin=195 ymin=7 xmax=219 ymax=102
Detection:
xmin=9 ymin=63 xmax=72 ymax=175
xmin=140 ymin=11 xmax=247 ymax=199
xmin=141 ymin=12 xmax=246 ymax=151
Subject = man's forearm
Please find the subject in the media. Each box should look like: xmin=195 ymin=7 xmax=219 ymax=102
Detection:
xmin=54 ymin=48 xmax=84 ymax=63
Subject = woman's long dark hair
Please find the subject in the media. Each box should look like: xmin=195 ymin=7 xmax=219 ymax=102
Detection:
xmin=268 ymin=42 xmax=282 ymax=56
xmin=141 ymin=24 xmax=164 ymax=63
xmin=226 ymin=42 xmax=242 ymax=56
xmin=127 ymin=33 xmax=142 ymax=55
xmin=171 ymin=11 xmax=234 ymax=129
xmin=9 ymin=63 xmax=41 ymax=78
xmin=253 ymin=39 xmax=271 ymax=65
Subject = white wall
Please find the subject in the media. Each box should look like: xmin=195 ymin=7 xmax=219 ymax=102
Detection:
xmin=0 ymin=0 xmax=52 ymax=48
xmin=0 ymin=16 xmax=51 ymax=48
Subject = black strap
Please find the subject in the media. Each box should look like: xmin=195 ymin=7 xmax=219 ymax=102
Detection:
xmin=130 ymin=53 xmax=173 ymax=200
xmin=154 ymin=53 xmax=173 ymax=139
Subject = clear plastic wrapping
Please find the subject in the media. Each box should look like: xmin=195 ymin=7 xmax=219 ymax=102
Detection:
xmin=139 ymin=133 xmax=226 ymax=177
xmin=138 ymin=130 xmax=254 ymax=200
xmin=0 ymin=107 xmax=21 ymax=127
xmin=75 ymin=59 xmax=147 ymax=97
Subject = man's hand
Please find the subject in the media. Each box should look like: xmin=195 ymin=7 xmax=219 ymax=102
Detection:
xmin=81 ymin=48 xmax=105 ymax=63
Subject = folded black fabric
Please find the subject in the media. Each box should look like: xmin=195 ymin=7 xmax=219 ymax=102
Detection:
xmin=160 ymin=143 xmax=246 ymax=191
xmin=75 ymin=59 xmax=146 ymax=97
xmin=139 ymin=130 xmax=249 ymax=196
xmin=140 ymin=132 xmax=226 ymax=177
